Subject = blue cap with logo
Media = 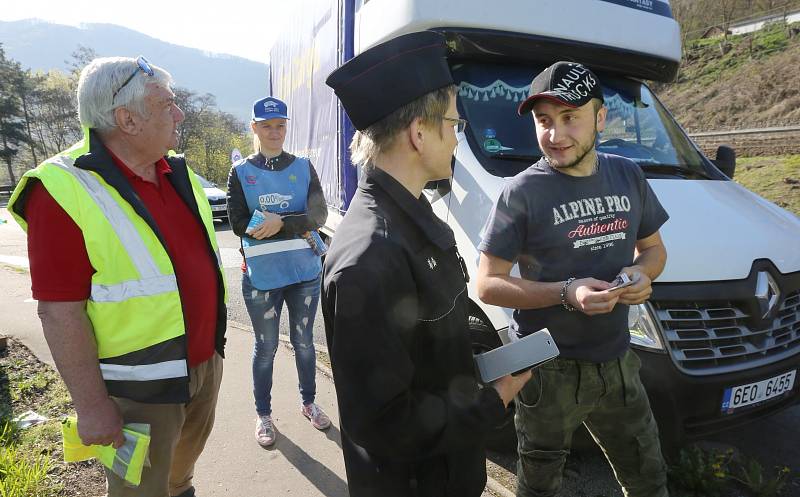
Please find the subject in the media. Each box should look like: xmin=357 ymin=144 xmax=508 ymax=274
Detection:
xmin=252 ymin=96 xmax=289 ymax=121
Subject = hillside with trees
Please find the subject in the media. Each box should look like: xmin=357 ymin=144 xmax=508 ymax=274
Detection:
xmin=671 ymin=0 xmax=800 ymax=42
xmin=0 ymin=19 xmax=267 ymax=124
xmin=0 ymin=45 xmax=248 ymax=188
xmin=3 ymin=3 xmax=800 ymax=189
xmin=656 ymin=0 xmax=800 ymax=130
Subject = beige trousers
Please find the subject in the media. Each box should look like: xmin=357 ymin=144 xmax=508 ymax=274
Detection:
xmin=105 ymin=353 xmax=223 ymax=497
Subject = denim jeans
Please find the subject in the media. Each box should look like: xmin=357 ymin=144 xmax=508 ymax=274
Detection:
xmin=242 ymin=273 xmax=320 ymax=416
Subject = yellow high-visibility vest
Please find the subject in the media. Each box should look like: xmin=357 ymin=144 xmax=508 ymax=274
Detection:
xmin=9 ymin=127 xmax=227 ymax=402
xmin=62 ymin=416 xmax=151 ymax=486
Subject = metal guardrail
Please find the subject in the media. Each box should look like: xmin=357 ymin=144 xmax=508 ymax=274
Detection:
xmin=688 ymin=125 xmax=800 ymax=138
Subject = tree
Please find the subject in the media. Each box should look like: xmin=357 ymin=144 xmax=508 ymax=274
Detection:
xmin=173 ymin=87 xmax=248 ymax=184
xmin=32 ymin=70 xmax=81 ymax=154
xmin=67 ymin=46 xmax=98 ymax=80
xmin=0 ymin=45 xmax=33 ymax=185
xmin=717 ymin=0 xmax=738 ymax=41
xmin=672 ymin=0 xmax=800 ymax=42
xmin=17 ymin=70 xmax=41 ymax=166
xmin=175 ymin=88 xmax=218 ymax=153
xmin=0 ymin=43 xmax=249 ymax=186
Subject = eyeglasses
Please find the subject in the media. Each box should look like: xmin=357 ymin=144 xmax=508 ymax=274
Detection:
xmin=112 ymin=56 xmax=154 ymax=102
xmin=442 ymin=116 xmax=468 ymax=133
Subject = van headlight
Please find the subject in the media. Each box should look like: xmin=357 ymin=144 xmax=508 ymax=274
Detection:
xmin=628 ymin=303 xmax=665 ymax=351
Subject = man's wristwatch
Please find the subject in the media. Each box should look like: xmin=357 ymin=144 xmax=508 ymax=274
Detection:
xmin=561 ymin=277 xmax=577 ymax=312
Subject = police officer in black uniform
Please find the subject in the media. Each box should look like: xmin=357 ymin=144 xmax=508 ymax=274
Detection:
xmin=322 ymin=31 xmax=532 ymax=497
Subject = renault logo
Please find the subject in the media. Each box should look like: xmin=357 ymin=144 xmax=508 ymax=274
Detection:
xmin=755 ymin=271 xmax=780 ymax=319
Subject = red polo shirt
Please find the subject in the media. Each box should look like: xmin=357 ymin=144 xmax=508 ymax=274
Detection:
xmin=26 ymin=151 xmax=219 ymax=367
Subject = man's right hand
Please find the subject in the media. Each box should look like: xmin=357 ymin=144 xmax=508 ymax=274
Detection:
xmin=568 ymin=277 xmax=621 ymax=315
xmin=492 ymin=369 xmax=533 ymax=408
xmin=76 ymin=397 xmax=125 ymax=448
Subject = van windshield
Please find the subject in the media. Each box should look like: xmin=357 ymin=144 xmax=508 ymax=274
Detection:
xmin=452 ymin=62 xmax=714 ymax=179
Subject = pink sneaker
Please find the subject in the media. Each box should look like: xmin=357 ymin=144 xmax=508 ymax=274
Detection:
xmin=301 ymin=403 xmax=331 ymax=430
xmin=255 ymin=415 xmax=276 ymax=447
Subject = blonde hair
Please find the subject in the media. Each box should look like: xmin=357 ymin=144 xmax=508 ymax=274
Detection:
xmin=349 ymin=85 xmax=455 ymax=168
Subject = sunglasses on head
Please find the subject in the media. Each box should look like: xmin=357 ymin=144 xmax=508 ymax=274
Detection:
xmin=112 ymin=56 xmax=154 ymax=102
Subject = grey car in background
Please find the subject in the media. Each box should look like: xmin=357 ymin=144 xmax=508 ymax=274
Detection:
xmin=197 ymin=174 xmax=228 ymax=223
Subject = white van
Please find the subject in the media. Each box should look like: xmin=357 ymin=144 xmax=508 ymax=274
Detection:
xmin=270 ymin=0 xmax=800 ymax=448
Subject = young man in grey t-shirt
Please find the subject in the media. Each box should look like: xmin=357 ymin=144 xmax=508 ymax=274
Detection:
xmin=476 ymin=61 xmax=670 ymax=497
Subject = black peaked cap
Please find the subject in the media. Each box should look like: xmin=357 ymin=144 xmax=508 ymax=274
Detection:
xmin=517 ymin=61 xmax=604 ymax=116
xmin=326 ymin=31 xmax=453 ymax=131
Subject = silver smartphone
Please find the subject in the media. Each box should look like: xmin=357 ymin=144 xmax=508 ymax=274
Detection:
xmin=474 ymin=329 xmax=560 ymax=383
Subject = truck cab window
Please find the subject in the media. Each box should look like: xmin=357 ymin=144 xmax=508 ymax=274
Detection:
xmin=453 ymin=62 xmax=716 ymax=180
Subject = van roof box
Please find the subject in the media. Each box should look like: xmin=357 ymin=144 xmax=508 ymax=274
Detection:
xmin=355 ymin=0 xmax=681 ymax=82
xmin=443 ymin=29 xmax=679 ymax=82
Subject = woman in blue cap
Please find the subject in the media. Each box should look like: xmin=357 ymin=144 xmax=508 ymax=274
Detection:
xmin=226 ymin=96 xmax=330 ymax=447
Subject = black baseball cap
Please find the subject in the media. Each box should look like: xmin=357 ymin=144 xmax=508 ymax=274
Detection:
xmin=517 ymin=61 xmax=604 ymax=116
xmin=325 ymin=31 xmax=453 ymax=131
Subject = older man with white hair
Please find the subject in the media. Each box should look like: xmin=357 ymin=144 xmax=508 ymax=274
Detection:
xmin=8 ymin=56 xmax=227 ymax=497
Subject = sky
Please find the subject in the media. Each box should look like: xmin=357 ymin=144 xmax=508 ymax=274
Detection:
xmin=0 ymin=0 xmax=292 ymax=63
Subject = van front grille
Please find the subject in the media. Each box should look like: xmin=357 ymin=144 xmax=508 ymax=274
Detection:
xmin=653 ymin=290 xmax=800 ymax=376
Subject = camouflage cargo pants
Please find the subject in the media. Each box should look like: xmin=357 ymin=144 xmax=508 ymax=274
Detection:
xmin=514 ymin=349 xmax=668 ymax=497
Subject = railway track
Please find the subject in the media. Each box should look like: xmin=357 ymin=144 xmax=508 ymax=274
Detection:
xmin=688 ymin=125 xmax=800 ymax=157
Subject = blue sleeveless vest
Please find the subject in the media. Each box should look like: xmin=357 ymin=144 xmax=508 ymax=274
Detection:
xmin=236 ymin=156 xmax=322 ymax=291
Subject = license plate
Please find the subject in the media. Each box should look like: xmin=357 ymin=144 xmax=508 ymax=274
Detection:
xmin=721 ymin=370 xmax=796 ymax=413
xmin=211 ymin=204 xmax=227 ymax=211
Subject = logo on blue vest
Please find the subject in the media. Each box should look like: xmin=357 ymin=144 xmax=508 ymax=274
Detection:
xmin=259 ymin=193 xmax=293 ymax=210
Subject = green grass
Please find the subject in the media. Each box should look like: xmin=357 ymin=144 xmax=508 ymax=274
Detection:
xmin=0 ymin=423 xmax=57 ymax=497
xmin=669 ymin=445 xmax=793 ymax=497
xmin=0 ymin=343 xmax=84 ymax=496
xmin=669 ymin=445 xmax=730 ymax=497
xmin=11 ymin=372 xmax=49 ymax=403
xmin=683 ymin=24 xmax=799 ymax=88
xmin=753 ymin=25 xmax=791 ymax=53
xmin=17 ymin=422 xmax=62 ymax=459
xmin=735 ymin=155 xmax=800 ymax=216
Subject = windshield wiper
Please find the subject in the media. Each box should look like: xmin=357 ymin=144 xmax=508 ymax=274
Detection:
xmin=639 ymin=164 xmax=713 ymax=180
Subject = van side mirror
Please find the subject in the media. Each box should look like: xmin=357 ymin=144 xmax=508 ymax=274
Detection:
xmin=712 ymin=145 xmax=736 ymax=179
